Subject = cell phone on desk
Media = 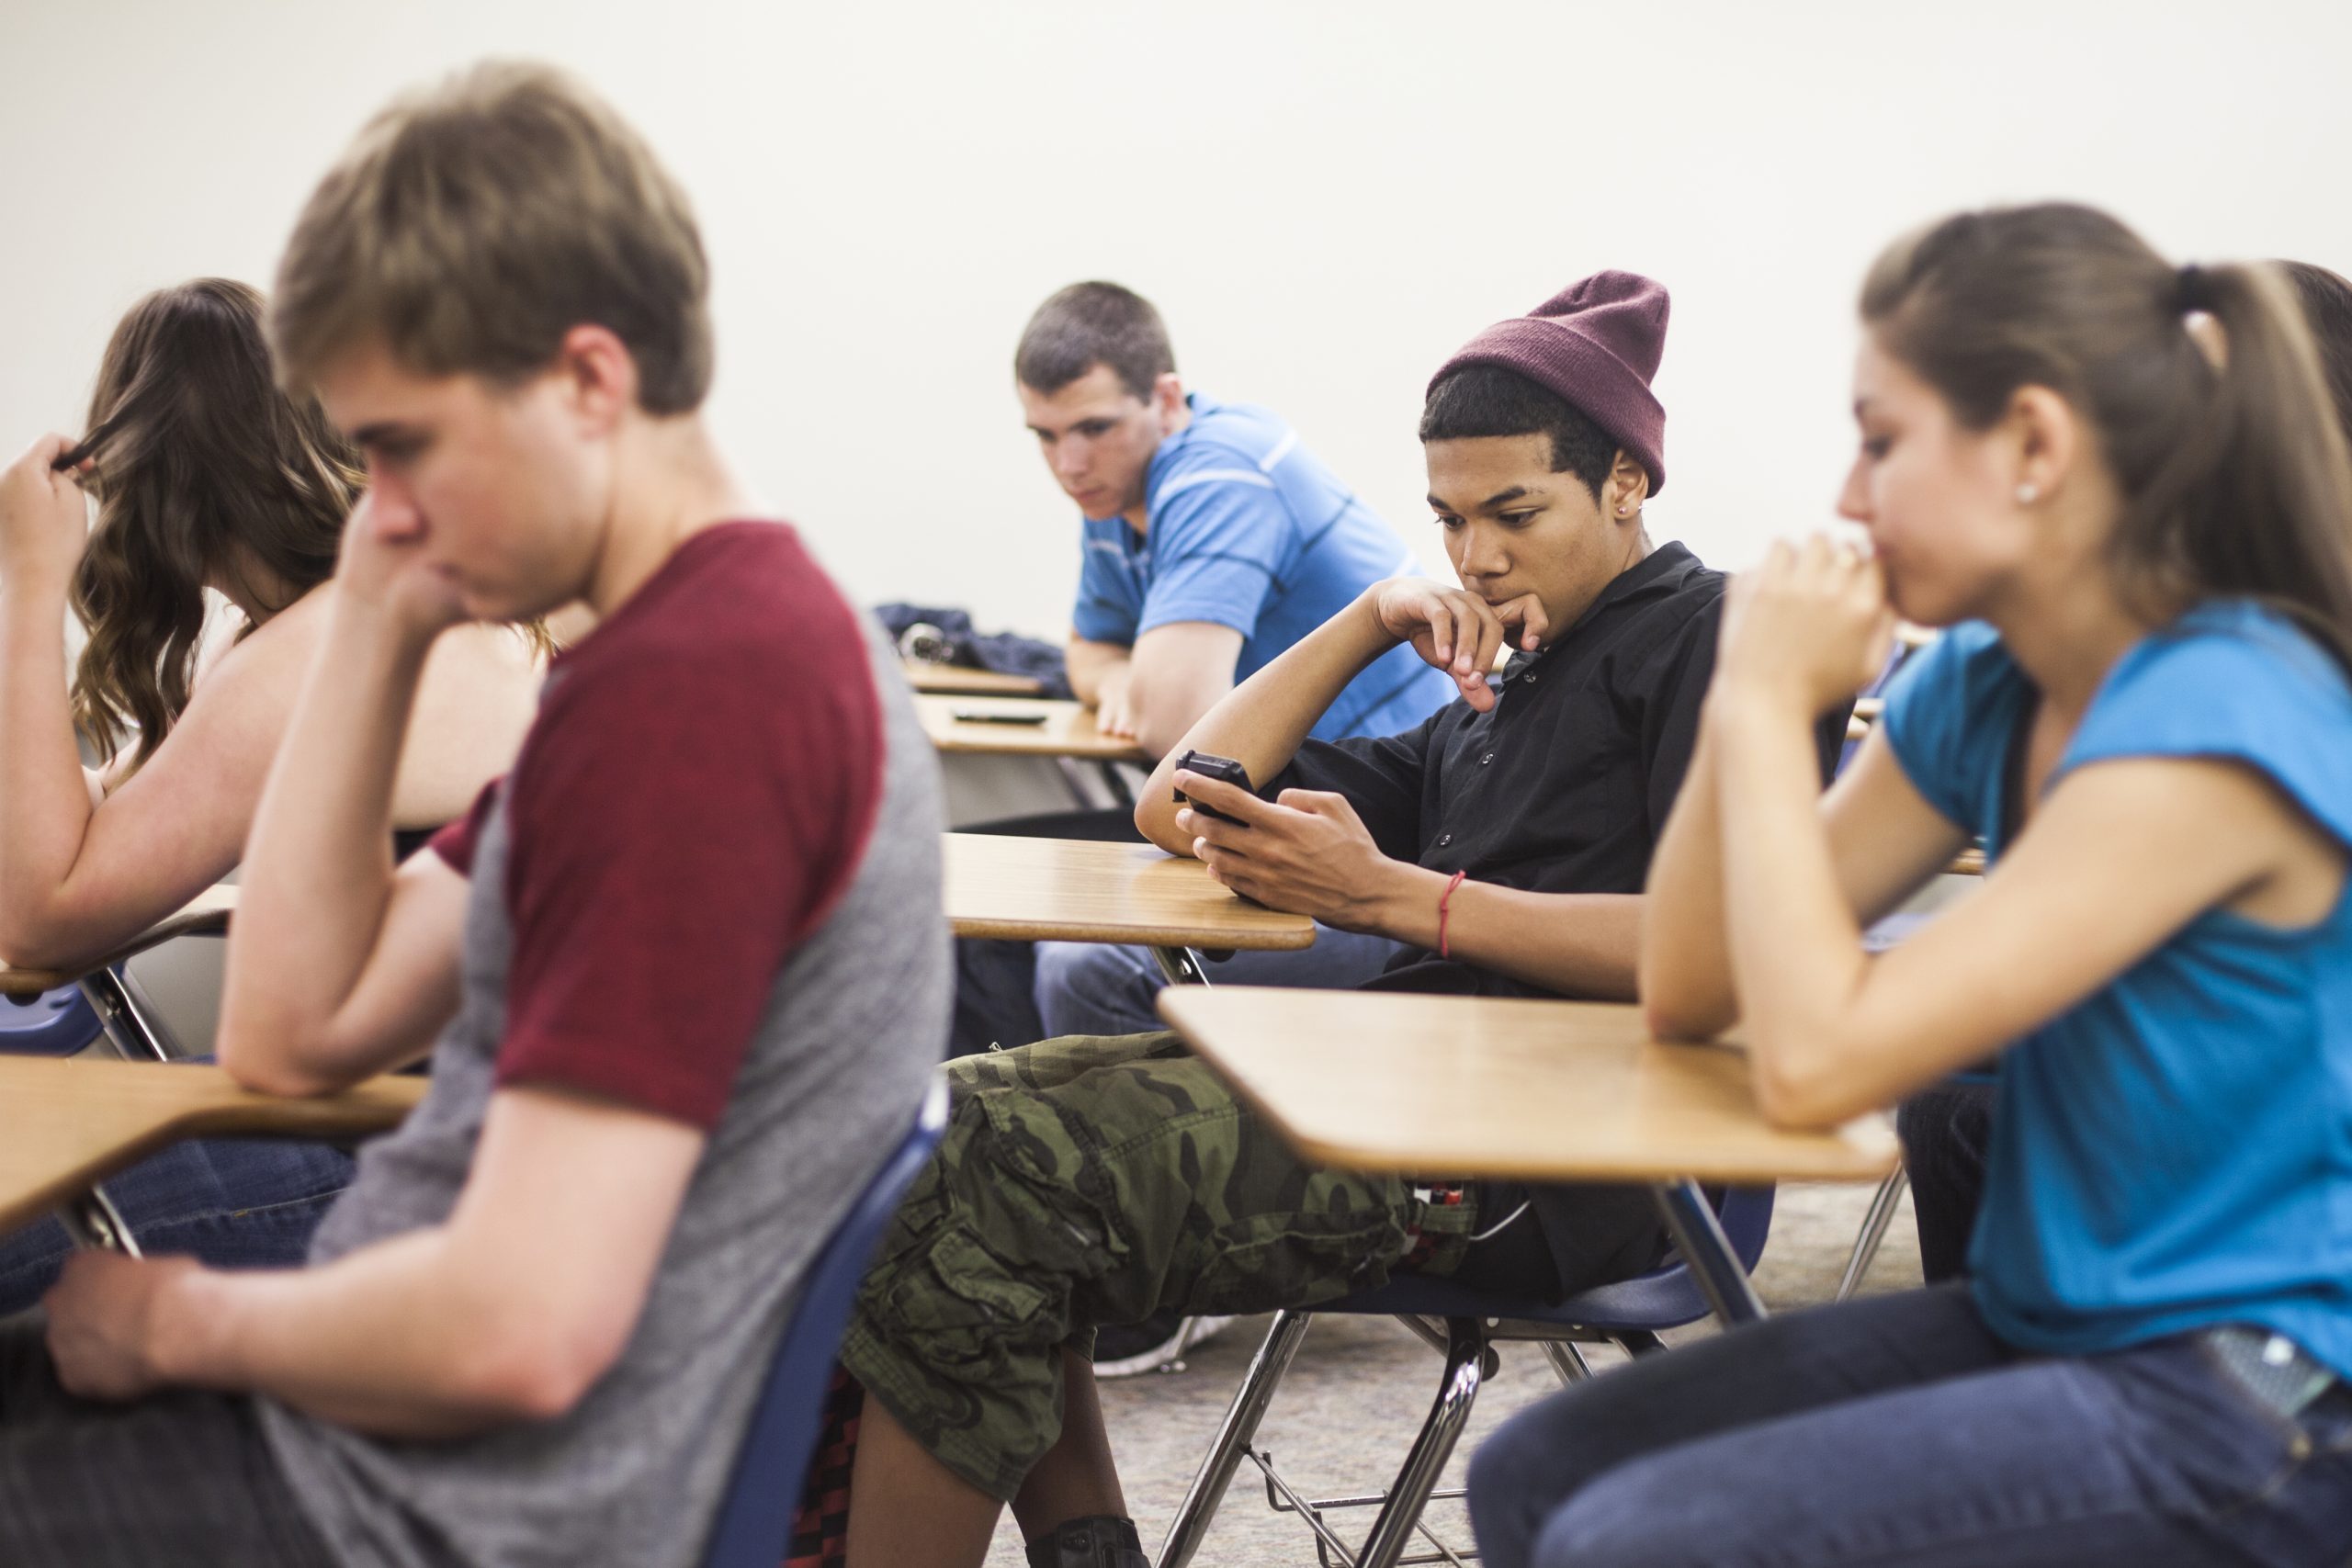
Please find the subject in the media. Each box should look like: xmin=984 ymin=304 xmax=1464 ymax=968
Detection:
xmin=1172 ymin=749 xmax=1254 ymax=823
xmin=951 ymin=706 xmax=1048 ymax=726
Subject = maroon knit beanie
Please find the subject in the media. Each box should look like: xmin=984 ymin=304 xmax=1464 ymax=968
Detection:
xmin=1429 ymin=270 xmax=1671 ymax=495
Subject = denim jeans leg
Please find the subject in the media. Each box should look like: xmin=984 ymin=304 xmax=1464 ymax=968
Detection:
xmin=947 ymin=937 xmax=1045 ymax=1057
xmin=1895 ymin=1078 xmax=1996 ymax=1283
xmin=1468 ymin=1284 xmax=2007 ymax=1568
xmin=1034 ymin=925 xmax=1411 ymax=1040
xmin=1488 ymin=1298 xmax=2352 ymax=1567
xmin=0 ymin=1137 xmax=352 ymax=1315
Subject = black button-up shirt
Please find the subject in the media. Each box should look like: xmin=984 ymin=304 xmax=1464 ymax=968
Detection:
xmin=1274 ymin=541 xmax=1844 ymax=999
xmin=1265 ymin=542 xmax=1847 ymax=1297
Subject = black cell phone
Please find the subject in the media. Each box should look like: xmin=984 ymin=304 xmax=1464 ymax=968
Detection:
xmin=1172 ymin=749 xmax=1254 ymax=824
xmin=951 ymin=706 xmax=1048 ymax=726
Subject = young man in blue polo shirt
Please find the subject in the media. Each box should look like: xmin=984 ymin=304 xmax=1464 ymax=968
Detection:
xmin=959 ymin=288 xmax=1461 ymax=1173
xmin=1017 ymin=281 xmax=1454 ymax=755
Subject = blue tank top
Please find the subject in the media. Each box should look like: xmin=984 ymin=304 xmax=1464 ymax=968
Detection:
xmin=1881 ymin=602 xmax=2352 ymax=1374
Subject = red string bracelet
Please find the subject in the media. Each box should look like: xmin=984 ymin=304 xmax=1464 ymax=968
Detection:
xmin=1438 ymin=870 xmax=1469 ymax=959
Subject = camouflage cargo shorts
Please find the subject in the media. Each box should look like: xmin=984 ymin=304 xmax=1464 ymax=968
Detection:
xmin=837 ymin=1030 xmax=1490 ymax=1503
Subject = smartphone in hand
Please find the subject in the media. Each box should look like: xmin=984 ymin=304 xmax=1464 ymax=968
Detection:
xmin=1173 ymin=750 xmax=1254 ymax=824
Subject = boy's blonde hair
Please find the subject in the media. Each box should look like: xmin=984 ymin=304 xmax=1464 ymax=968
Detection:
xmin=272 ymin=61 xmax=711 ymax=412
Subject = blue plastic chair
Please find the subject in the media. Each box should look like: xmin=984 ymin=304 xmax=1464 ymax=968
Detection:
xmin=695 ymin=1078 xmax=947 ymax=1568
xmin=1158 ymin=1186 xmax=1777 ymax=1568
xmin=0 ymin=983 xmax=104 ymax=1056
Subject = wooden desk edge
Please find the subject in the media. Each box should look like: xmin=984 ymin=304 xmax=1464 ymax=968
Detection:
xmin=1164 ymin=1003 xmax=1900 ymax=1188
xmin=0 ymin=1069 xmax=424 ymax=1235
xmin=902 ymin=662 xmax=1046 ymax=696
xmin=949 ymin=914 xmax=1317 ymax=950
xmin=1262 ymin=1121 xmax=1899 ymax=1188
xmin=0 ymin=895 xmax=236 ymax=998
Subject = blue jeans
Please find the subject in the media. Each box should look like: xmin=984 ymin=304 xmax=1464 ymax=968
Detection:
xmin=0 ymin=1136 xmax=351 ymax=1315
xmin=1467 ymin=1283 xmax=2352 ymax=1567
xmin=1897 ymin=1078 xmax=1996 ymax=1283
xmin=1033 ymin=925 xmax=1411 ymax=1038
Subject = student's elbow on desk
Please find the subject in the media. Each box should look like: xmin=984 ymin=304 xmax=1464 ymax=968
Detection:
xmin=212 ymin=1006 xmax=364 ymax=1100
xmin=1120 ymin=677 xmax=1217 ymax=761
xmin=0 ymin=892 xmax=120 ymax=974
xmin=1642 ymin=991 xmax=1737 ymax=1046
xmin=213 ymin=1039 xmax=345 ymax=1100
xmin=1746 ymin=1032 xmax=1874 ymax=1132
xmin=1134 ymin=787 xmax=1193 ymax=856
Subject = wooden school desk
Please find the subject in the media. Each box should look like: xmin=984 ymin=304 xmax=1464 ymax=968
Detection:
xmin=0 ymin=1055 xmax=423 ymax=1249
xmin=0 ymin=884 xmax=239 ymax=1061
xmin=916 ymin=693 xmax=1150 ymax=815
xmin=943 ymin=833 xmax=1313 ymax=985
xmin=901 ymin=660 xmax=1046 ymax=698
xmin=1157 ymin=987 xmax=1897 ymax=1327
xmin=24 ymin=837 xmax=1310 ymax=1013
xmin=914 ymin=694 xmax=1150 ymax=764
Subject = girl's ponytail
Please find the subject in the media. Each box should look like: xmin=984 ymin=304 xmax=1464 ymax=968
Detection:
xmin=1861 ymin=205 xmax=2352 ymax=669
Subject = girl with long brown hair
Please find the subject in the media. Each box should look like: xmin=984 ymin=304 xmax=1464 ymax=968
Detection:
xmin=0 ymin=277 xmax=540 ymax=966
xmin=0 ymin=278 xmax=542 ymax=1313
xmin=1469 ymin=205 xmax=2352 ymax=1563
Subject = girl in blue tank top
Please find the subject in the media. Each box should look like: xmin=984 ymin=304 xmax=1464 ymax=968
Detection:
xmin=1467 ymin=205 xmax=2352 ymax=1567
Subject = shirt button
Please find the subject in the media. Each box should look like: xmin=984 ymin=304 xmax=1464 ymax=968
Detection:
xmin=1438 ymin=833 xmax=1453 ymax=847
xmin=1480 ymin=752 xmax=1495 ymax=765
xmin=1523 ymin=673 xmax=1538 ymax=684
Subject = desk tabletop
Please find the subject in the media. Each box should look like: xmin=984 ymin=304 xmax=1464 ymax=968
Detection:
xmin=0 ymin=885 xmax=239 ymax=999
xmin=1159 ymin=987 xmax=1897 ymax=1185
xmin=902 ymin=661 xmax=1046 ymax=698
xmin=944 ymin=834 xmax=1316 ymax=951
xmin=914 ymin=694 xmax=1150 ymax=763
xmin=0 ymin=1056 xmax=424 ymax=1235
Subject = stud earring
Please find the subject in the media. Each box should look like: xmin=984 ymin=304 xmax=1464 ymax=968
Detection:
xmin=2016 ymin=482 xmax=2040 ymax=505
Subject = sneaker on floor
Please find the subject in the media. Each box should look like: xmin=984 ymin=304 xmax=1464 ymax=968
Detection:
xmin=1091 ymin=1311 xmax=1235 ymax=1378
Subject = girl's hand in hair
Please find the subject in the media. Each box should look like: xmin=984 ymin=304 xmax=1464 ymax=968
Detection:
xmin=332 ymin=491 xmax=469 ymax=646
xmin=0 ymin=435 xmax=92 ymax=598
xmin=1367 ymin=577 xmax=1545 ymax=713
xmin=1718 ymin=535 xmax=1895 ymax=718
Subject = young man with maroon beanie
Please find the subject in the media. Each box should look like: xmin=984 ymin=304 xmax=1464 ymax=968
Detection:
xmin=833 ymin=273 xmax=1847 ymax=1568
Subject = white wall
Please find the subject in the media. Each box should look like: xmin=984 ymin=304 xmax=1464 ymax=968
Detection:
xmin=4 ymin=0 xmax=2347 ymax=638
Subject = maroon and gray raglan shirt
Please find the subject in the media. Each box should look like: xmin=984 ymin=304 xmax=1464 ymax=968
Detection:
xmin=260 ymin=521 xmax=949 ymax=1568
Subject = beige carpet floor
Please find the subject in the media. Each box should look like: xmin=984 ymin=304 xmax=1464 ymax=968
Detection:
xmin=979 ymin=1180 xmax=1921 ymax=1566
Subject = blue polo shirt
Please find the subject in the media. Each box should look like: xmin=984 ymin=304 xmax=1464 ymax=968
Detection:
xmin=1069 ymin=393 xmax=1456 ymax=742
xmin=1882 ymin=603 xmax=2352 ymax=1375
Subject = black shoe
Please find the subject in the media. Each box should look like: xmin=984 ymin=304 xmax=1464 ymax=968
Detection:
xmin=1025 ymin=1515 xmax=1148 ymax=1568
xmin=1090 ymin=1309 xmax=1234 ymax=1378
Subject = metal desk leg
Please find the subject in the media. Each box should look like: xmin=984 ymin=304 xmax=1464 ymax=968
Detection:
xmin=1649 ymin=1179 xmax=1767 ymax=1327
xmin=1151 ymin=946 xmax=1217 ymax=987
xmin=1146 ymin=943 xmax=1218 ymax=1372
xmin=1835 ymin=1166 xmax=1910 ymax=1303
xmin=57 ymin=1187 xmax=143 ymax=1256
xmin=79 ymin=966 xmax=177 ymax=1062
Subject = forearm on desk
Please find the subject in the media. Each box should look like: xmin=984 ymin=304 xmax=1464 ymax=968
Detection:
xmin=1136 ymin=592 xmax=1396 ymax=850
xmin=1369 ymin=862 xmax=1643 ymax=999
xmin=1065 ymin=637 xmax=1128 ymax=706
